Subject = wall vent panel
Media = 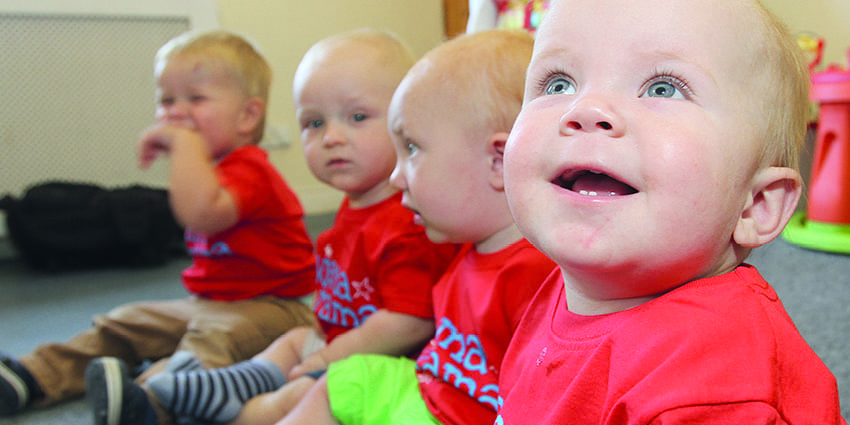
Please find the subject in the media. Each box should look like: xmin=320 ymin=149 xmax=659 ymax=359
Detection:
xmin=0 ymin=13 xmax=189 ymax=195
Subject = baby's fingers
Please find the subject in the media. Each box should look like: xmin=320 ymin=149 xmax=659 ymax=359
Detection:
xmin=137 ymin=125 xmax=176 ymax=168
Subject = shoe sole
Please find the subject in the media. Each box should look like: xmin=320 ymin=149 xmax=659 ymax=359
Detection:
xmin=0 ymin=360 xmax=27 ymax=413
xmin=86 ymin=358 xmax=124 ymax=425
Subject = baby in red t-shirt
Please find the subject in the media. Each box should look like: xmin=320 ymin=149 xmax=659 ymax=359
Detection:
xmin=497 ymin=0 xmax=845 ymax=423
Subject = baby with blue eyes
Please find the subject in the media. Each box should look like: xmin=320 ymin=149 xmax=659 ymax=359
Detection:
xmin=496 ymin=0 xmax=846 ymax=423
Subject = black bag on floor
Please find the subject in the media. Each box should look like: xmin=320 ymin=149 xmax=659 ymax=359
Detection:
xmin=0 ymin=181 xmax=185 ymax=270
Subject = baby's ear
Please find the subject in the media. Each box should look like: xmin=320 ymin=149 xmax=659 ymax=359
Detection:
xmin=238 ymin=97 xmax=265 ymax=134
xmin=488 ymin=132 xmax=510 ymax=190
xmin=733 ymin=166 xmax=802 ymax=248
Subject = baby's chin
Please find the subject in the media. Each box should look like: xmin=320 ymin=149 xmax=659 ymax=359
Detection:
xmin=422 ymin=225 xmax=455 ymax=246
xmin=423 ymin=227 xmax=445 ymax=243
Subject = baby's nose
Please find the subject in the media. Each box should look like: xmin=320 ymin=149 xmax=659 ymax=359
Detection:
xmin=160 ymin=114 xmax=195 ymax=130
xmin=560 ymin=97 xmax=625 ymax=138
xmin=321 ymin=122 xmax=347 ymax=147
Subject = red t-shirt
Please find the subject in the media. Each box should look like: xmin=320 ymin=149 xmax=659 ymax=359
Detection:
xmin=415 ymin=240 xmax=556 ymax=425
xmin=497 ymin=265 xmax=845 ymax=425
xmin=314 ymin=193 xmax=458 ymax=343
xmin=182 ymin=146 xmax=315 ymax=301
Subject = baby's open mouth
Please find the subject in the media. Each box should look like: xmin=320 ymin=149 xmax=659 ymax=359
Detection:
xmin=553 ymin=170 xmax=638 ymax=197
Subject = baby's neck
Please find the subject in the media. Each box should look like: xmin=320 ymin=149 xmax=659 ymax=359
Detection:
xmin=474 ymin=222 xmax=524 ymax=254
xmin=562 ymin=282 xmax=660 ymax=316
xmin=346 ymin=181 xmax=397 ymax=209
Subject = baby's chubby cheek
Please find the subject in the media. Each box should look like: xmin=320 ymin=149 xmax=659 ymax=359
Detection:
xmin=504 ymin=186 xmax=536 ymax=237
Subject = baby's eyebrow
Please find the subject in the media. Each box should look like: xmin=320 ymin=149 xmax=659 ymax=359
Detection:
xmin=530 ymin=46 xmax=574 ymax=66
xmin=642 ymin=48 xmax=719 ymax=88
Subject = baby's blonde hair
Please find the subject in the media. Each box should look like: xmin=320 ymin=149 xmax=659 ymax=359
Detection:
xmin=746 ymin=1 xmax=810 ymax=171
xmin=155 ymin=30 xmax=272 ymax=143
xmin=293 ymin=28 xmax=415 ymax=100
xmin=418 ymin=30 xmax=534 ymax=138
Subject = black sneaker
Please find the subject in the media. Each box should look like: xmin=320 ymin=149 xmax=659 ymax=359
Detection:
xmin=85 ymin=357 xmax=156 ymax=425
xmin=0 ymin=352 xmax=41 ymax=417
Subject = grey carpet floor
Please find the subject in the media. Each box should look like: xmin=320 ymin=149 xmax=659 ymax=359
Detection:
xmin=1 ymin=224 xmax=848 ymax=423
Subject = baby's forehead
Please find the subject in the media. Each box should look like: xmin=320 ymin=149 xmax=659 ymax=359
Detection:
xmin=315 ymin=37 xmax=401 ymax=69
xmin=158 ymin=58 xmax=243 ymax=90
xmin=535 ymin=0 xmax=775 ymax=84
xmin=539 ymin=0 xmax=766 ymax=51
xmin=305 ymin=43 xmax=401 ymax=82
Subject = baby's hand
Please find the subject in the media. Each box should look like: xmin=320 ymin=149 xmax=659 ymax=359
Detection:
xmin=288 ymin=352 xmax=329 ymax=380
xmin=137 ymin=123 xmax=196 ymax=169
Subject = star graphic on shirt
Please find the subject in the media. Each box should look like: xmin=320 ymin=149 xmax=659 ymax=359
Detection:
xmin=323 ymin=244 xmax=333 ymax=258
xmin=351 ymin=277 xmax=374 ymax=301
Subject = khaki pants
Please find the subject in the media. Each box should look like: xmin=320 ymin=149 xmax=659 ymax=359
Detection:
xmin=21 ymin=295 xmax=315 ymax=406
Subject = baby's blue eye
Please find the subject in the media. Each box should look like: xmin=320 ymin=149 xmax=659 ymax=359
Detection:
xmin=352 ymin=113 xmax=367 ymax=122
xmin=308 ymin=119 xmax=323 ymax=129
xmin=406 ymin=143 xmax=419 ymax=155
xmin=643 ymin=81 xmax=685 ymax=99
xmin=545 ymin=77 xmax=576 ymax=95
